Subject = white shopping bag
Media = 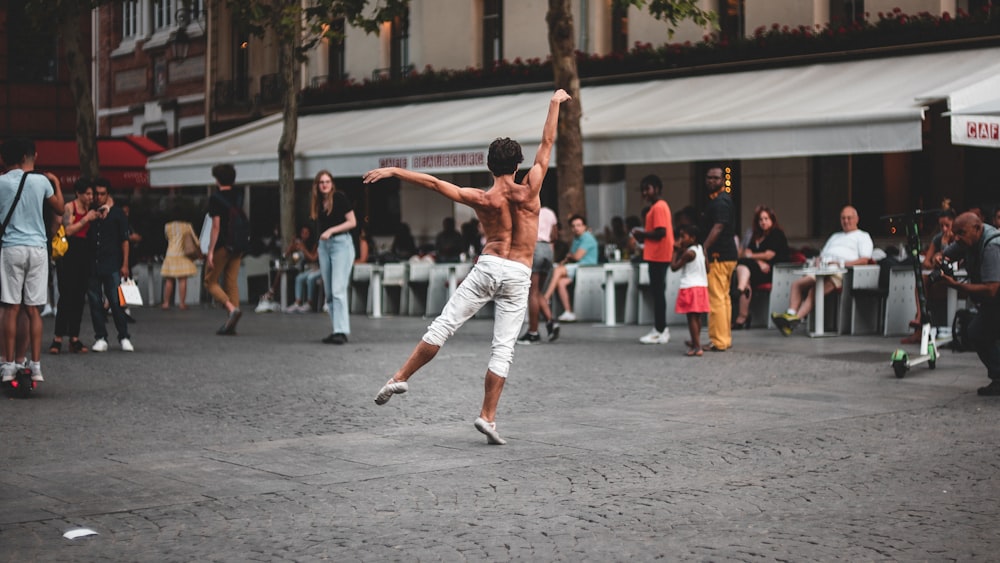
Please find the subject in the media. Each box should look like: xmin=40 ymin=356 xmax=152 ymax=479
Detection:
xmin=199 ymin=213 xmax=213 ymax=255
xmin=118 ymin=278 xmax=144 ymax=307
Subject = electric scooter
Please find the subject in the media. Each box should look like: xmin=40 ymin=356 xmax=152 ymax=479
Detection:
xmin=882 ymin=209 xmax=952 ymax=378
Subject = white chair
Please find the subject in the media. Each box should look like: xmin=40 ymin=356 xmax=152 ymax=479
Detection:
xmin=884 ymin=266 xmax=917 ymax=336
xmin=848 ymin=264 xmax=886 ymax=335
xmin=405 ymin=262 xmax=432 ymax=316
xmin=350 ymin=263 xmax=374 ymax=314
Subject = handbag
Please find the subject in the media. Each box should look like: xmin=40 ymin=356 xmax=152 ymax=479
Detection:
xmin=182 ymin=229 xmax=202 ymax=260
xmin=51 ymin=224 xmax=68 ymax=259
xmin=118 ymin=278 xmax=144 ymax=307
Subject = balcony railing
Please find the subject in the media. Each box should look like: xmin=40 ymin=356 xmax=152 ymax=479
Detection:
xmin=371 ymin=64 xmax=416 ymax=82
xmin=213 ymin=78 xmax=251 ymax=110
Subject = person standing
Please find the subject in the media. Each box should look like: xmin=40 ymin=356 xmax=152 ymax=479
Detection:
xmin=517 ymin=205 xmax=557 ymax=344
xmin=365 ymin=89 xmax=570 ymax=445
xmin=671 ymin=224 xmax=710 ymax=356
xmin=86 ymin=179 xmax=132 ymax=353
xmin=631 ymin=174 xmax=674 ymax=344
xmin=311 ymin=170 xmax=357 ymax=344
xmin=50 ymin=178 xmax=99 ymax=354
xmin=160 ymin=211 xmax=201 ymax=310
xmin=204 ymin=163 xmax=243 ymax=335
xmin=700 ymin=165 xmax=738 ymax=351
xmin=0 ymin=138 xmax=65 ymax=382
xmin=935 ymin=212 xmax=1000 ymax=395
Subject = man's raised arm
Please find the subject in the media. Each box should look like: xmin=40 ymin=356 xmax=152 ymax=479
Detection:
xmin=363 ymin=167 xmax=485 ymax=208
xmin=525 ymin=90 xmax=571 ymax=191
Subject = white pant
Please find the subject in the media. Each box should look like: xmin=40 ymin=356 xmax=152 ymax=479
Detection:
xmin=423 ymin=255 xmax=531 ymax=378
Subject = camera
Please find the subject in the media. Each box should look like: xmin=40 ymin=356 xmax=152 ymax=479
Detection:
xmin=928 ymin=259 xmax=955 ymax=284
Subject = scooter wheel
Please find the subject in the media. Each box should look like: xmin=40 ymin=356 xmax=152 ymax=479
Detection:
xmin=893 ymin=360 xmax=907 ymax=379
xmin=928 ymin=359 xmax=936 ymax=369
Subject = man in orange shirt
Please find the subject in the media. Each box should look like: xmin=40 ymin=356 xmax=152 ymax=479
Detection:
xmin=631 ymin=174 xmax=674 ymax=344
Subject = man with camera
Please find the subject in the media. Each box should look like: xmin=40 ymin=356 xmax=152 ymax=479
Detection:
xmin=937 ymin=212 xmax=1000 ymax=396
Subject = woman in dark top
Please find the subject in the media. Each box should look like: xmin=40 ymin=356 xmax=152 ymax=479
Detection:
xmin=311 ymin=170 xmax=356 ymax=344
xmin=732 ymin=205 xmax=789 ymax=328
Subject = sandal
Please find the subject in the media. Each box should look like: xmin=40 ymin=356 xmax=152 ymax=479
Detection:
xmin=69 ymin=339 xmax=89 ymax=354
xmin=48 ymin=339 xmax=62 ymax=355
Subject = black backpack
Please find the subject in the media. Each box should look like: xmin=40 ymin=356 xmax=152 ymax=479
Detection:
xmin=213 ymin=192 xmax=250 ymax=254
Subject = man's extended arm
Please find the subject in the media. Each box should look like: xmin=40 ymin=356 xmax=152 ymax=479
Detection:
xmin=523 ymin=90 xmax=571 ymax=193
xmin=363 ymin=167 xmax=485 ymax=208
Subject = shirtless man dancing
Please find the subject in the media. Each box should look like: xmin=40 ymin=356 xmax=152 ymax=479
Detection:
xmin=363 ymin=89 xmax=570 ymax=445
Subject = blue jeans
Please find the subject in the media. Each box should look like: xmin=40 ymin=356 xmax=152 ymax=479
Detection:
xmin=318 ymin=233 xmax=355 ymax=335
xmin=88 ymin=271 xmax=130 ymax=342
xmin=294 ymin=267 xmax=322 ymax=303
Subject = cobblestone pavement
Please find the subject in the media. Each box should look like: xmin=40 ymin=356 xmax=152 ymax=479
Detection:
xmin=1 ymin=306 xmax=998 ymax=561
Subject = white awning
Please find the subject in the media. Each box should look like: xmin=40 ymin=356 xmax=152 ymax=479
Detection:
xmin=942 ymin=69 xmax=1000 ymax=148
xmin=148 ymin=47 xmax=1000 ymax=186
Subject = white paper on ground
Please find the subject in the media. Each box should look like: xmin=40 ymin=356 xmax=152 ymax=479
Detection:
xmin=63 ymin=528 xmax=99 ymax=539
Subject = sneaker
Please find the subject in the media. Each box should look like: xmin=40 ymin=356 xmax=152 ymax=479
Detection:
xmin=40 ymin=304 xmax=54 ymax=317
xmin=516 ymin=332 xmax=541 ymax=345
xmin=222 ymin=309 xmax=242 ymax=334
xmin=92 ymin=338 xmax=109 ymax=352
xmin=322 ymin=302 xmax=329 ymax=313
xmin=771 ymin=312 xmax=800 ymax=336
xmin=322 ymin=333 xmax=348 ymax=345
xmin=977 ymin=381 xmax=1000 ymax=396
xmin=374 ymin=378 xmax=408 ymax=405
xmin=639 ymin=328 xmax=670 ymax=344
xmin=28 ymin=361 xmax=43 ymax=382
xmin=1 ymin=362 xmax=16 ymax=383
xmin=255 ymin=298 xmax=276 ymax=313
xmin=120 ymin=338 xmax=134 ymax=352
xmin=557 ymin=311 xmax=577 ymax=322
xmin=547 ymin=321 xmax=560 ymax=342
xmin=474 ymin=417 xmax=507 ymax=445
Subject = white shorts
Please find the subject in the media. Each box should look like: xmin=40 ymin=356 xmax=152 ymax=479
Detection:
xmin=422 ymin=254 xmax=531 ymax=378
xmin=1 ymin=245 xmax=49 ymax=306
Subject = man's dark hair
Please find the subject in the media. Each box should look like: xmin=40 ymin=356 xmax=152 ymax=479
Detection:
xmin=74 ymin=177 xmax=93 ymax=194
xmin=639 ymin=174 xmax=662 ymax=193
xmin=0 ymin=137 xmax=35 ymax=167
xmin=487 ymin=138 xmax=523 ymax=177
xmin=212 ymin=163 xmax=237 ymax=185
xmin=94 ymin=176 xmax=111 ymax=190
xmin=569 ymin=214 xmax=587 ymax=226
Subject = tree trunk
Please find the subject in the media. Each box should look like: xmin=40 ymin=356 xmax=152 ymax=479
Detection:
xmin=277 ymin=39 xmax=299 ymax=250
xmin=60 ymin=6 xmax=99 ymax=180
xmin=546 ymin=0 xmax=584 ymax=230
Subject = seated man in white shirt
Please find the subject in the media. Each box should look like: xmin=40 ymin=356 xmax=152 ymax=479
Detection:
xmin=772 ymin=206 xmax=873 ymax=335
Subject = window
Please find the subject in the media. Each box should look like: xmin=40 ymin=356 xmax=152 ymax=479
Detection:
xmin=611 ymin=1 xmax=628 ymax=54
xmin=123 ymin=0 xmax=140 ymax=38
xmin=829 ymin=0 xmax=864 ymax=24
xmin=482 ymin=0 xmax=503 ymax=68
xmin=153 ymin=0 xmax=175 ymax=31
xmin=389 ymin=9 xmax=409 ymax=80
xmin=327 ymin=18 xmax=346 ymax=80
xmin=718 ymin=0 xmax=744 ymax=42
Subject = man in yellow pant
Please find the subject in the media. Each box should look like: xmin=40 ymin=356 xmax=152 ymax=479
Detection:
xmin=701 ymin=165 xmax=738 ymax=351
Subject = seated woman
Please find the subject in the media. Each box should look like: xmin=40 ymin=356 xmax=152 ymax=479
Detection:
xmin=732 ymin=205 xmax=789 ymax=329
xmin=285 ymin=226 xmax=321 ymax=313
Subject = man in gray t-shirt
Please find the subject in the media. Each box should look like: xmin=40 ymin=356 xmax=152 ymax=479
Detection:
xmin=938 ymin=212 xmax=1000 ymax=396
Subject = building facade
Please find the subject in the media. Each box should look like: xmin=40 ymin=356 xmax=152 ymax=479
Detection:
xmin=136 ymin=0 xmax=999 ymax=246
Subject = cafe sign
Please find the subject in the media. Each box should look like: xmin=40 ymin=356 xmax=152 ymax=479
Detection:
xmin=951 ymin=115 xmax=1000 ymax=148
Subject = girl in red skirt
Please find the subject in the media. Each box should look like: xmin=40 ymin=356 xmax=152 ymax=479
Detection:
xmin=671 ymin=224 xmax=710 ymax=356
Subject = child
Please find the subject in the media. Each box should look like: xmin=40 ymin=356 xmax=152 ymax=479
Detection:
xmin=671 ymin=224 xmax=710 ymax=357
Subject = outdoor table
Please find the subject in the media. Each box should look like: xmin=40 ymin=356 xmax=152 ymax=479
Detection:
xmin=801 ymin=265 xmax=847 ymax=337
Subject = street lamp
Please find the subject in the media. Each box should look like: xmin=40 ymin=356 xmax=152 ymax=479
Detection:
xmin=170 ymin=26 xmax=190 ymax=61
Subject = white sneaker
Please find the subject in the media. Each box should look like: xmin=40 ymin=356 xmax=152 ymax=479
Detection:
xmin=29 ymin=361 xmax=43 ymax=382
xmin=255 ymin=298 xmax=275 ymax=313
xmin=120 ymin=338 xmax=134 ymax=352
xmin=1 ymin=362 xmax=16 ymax=382
xmin=639 ymin=328 xmax=670 ymax=344
xmin=92 ymin=338 xmax=109 ymax=352
xmin=322 ymin=302 xmax=329 ymax=313
xmin=557 ymin=311 xmax=577 ymax=322
xmin=40 ymin=304 xmax=54 ymax=317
